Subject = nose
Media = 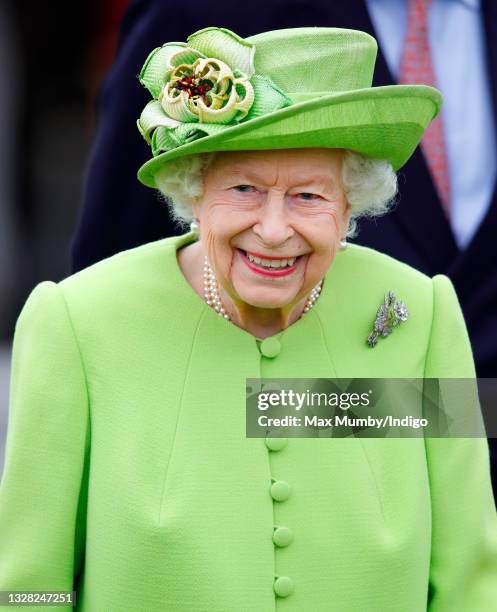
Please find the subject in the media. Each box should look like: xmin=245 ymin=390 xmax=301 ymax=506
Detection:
xmin=252 ymin=190 xmax=295 ymax=246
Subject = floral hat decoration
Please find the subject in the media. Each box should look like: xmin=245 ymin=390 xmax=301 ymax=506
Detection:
xmin=137 ymin=26 xmax=443 ymax=188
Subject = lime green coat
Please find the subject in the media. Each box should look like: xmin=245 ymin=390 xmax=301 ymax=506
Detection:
xmin=1 ymin=231 xmax=497 ymax=611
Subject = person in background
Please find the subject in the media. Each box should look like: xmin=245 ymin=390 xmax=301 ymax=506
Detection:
xmin=71 ymin=0 xmax=497 ymax=496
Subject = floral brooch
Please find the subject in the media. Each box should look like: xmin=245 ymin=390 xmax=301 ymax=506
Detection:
xmin=367 ymin=291 xmax=409 ymax=348
xmin=137 ymin=27 xmax=293 ymax=155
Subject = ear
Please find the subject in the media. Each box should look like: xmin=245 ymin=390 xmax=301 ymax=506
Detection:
xmin=342 ymin=201 xmax=353 ymax=236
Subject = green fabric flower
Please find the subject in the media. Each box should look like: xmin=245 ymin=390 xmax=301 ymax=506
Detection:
xmin=137 ymin=27 xmax=293 ymax=156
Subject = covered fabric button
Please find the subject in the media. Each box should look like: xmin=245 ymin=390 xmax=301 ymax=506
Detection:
xmin=270 ymin=479 xmax=291 ymax=501
xmin=273 ymin=525 xmax=293 ymax=547
xmin=274 ymin=575 xmax=294 ymax=597
xmin=265 ymin=436 xmax=288 ymax=451
xmin=259 ymin=336 xmax=281 ymax=358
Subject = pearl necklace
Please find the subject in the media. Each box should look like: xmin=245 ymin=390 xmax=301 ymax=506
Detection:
xmin=203 ymin=255 xmax=323 ymax=322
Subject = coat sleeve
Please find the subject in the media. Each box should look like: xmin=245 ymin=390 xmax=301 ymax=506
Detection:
xmin=0 ymin=281 xmax=90 ymax=609
xmin=424 ymin=275 xmax=497 ymax=612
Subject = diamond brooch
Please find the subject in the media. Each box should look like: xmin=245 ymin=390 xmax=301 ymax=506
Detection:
xmin=367 ymin=291 xmax=409 ymax=348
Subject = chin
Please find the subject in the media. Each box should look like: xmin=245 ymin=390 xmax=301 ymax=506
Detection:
xmin=234 ymin=284 xmax=298 ymax=310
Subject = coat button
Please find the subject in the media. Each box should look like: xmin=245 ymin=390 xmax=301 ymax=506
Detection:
xmin=273 ymin=525 xmax=293 ymax=547
xmin=259 ymin=337 xmax=281 ymax=358
xmin=265 ymin=437 xmax=288 ymax=451
xmin=270 ymin=479 xmax=291 ymax=502
xmin=274 ymin=576 xmax=294 ymax=597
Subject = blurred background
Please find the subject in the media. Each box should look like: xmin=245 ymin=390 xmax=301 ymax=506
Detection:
xmin=0 ymin=0 xmax=131 ymax=474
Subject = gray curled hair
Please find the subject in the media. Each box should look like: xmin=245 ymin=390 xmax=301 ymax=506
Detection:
xmin=153 ymin=150 xmax=398 ymax=237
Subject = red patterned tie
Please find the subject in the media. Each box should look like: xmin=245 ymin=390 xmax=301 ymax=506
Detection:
xmin=399 ymin=0 xmax=451 ymax=215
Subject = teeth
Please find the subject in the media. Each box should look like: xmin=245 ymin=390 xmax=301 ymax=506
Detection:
xmin=245 ymin=252 xmax=297 ymax=268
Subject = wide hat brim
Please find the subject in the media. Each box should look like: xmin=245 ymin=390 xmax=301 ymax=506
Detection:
xmin=137 ymin=83 xmax=441 ymax=188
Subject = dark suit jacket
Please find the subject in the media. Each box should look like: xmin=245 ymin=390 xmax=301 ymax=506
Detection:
xmin=72 ymin=0 xmax=497 ymax=487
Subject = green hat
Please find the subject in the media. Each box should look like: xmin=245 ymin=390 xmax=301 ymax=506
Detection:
xmin=136 ymin=26 xmax=442 ymax=188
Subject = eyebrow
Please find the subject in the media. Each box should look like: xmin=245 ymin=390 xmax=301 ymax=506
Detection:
xmin=224 ymin=166 xmax=336 ymax=189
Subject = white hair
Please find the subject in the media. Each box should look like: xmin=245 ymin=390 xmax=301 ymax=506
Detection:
xmin=154 ymin=149 xmax=398 ymax=237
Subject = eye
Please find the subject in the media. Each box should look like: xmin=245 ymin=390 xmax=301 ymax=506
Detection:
xmin=296 ymin=192 xmax=321 ymax=201
xmin=232 ymin=184 xmax=256 ymax=193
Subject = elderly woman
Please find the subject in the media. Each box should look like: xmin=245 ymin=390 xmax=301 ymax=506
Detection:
xmin=1 ymin=26 xmax=497 ymax=612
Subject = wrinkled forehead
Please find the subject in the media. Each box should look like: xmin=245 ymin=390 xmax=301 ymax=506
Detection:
xmin=206 ymin=149 xmax=344 ymax=187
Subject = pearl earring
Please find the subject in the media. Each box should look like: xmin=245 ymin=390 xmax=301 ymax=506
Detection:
xmin=190 ymin=220 xmax=199 ymax=235
xmin=339 ymin=239 xmax=348 ymax=251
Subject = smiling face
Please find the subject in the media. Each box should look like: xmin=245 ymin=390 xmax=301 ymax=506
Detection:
xmin=192 ymin=148 xmax=351 ymax=315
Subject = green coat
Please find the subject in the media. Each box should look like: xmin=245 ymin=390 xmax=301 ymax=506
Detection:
xmin=1 ymin=231 xmax=497 ymax=611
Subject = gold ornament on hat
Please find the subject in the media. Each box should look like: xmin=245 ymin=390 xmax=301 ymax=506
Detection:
xmin=159 ymin=54 xmax=254 ymax=124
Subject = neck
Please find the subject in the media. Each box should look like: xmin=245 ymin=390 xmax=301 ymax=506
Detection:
xmin=222 ymin=291 xmax=310 ymax=339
